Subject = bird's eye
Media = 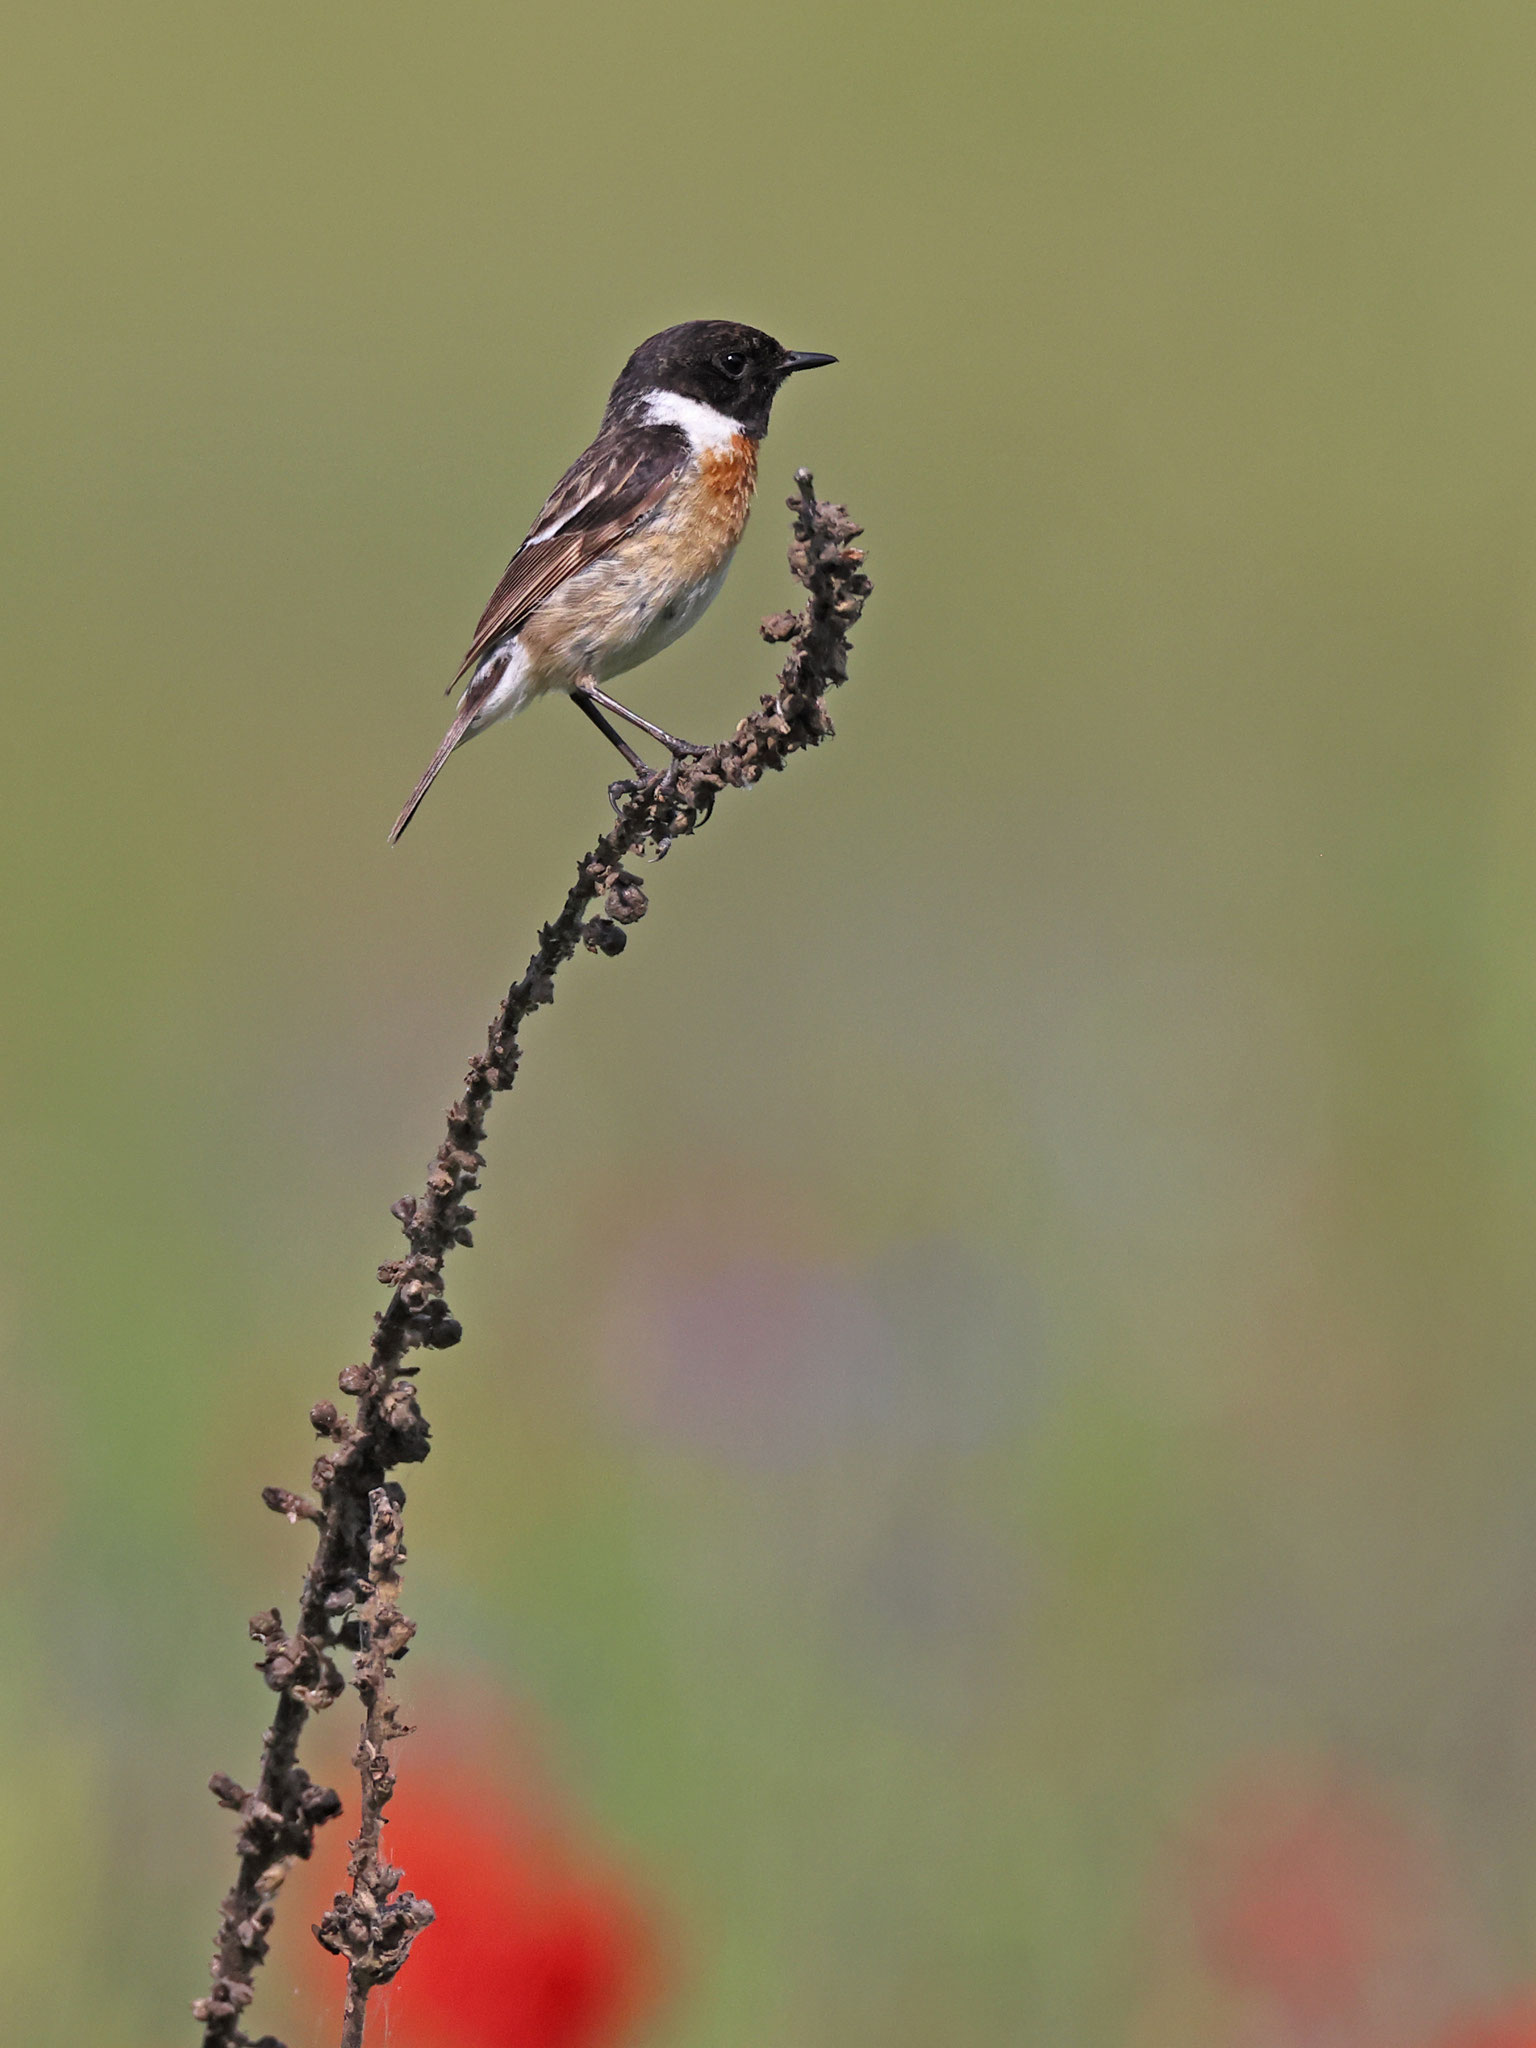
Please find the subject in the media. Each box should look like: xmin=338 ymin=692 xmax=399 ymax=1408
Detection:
xmin=715 ymin=351 xmax=748 ymax=378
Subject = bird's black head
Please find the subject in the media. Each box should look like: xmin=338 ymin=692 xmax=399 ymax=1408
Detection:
xmin=606 ymin=320 xmax=836 ymax=440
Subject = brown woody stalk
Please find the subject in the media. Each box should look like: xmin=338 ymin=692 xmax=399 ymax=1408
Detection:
xmin=193 ymin=472 xmax=870 ymax=2048
xmin=315 ymin=1485 xmax=430 ymax=2047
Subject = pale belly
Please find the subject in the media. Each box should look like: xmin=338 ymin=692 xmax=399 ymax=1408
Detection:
xmin=516 ymin=506 xmax=739 ymax=688
xmin=594 ymin=556 xmax=732 ymax=680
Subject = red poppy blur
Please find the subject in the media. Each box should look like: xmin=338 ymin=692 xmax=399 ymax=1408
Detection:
xmin=1186 ymin=1764 xmax=1433 ymax=2031
xmin=1426 ymin=2001 xmax=1536 ymax=2048
xmin=304 ymin=1761 xmax=667 ymax=2048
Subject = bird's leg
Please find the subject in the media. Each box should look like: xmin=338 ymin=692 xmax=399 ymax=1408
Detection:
xmin=579 ymin=684 xmax=713 ymax=759
xmin=571 ymin=685 xmax=650 ymax=776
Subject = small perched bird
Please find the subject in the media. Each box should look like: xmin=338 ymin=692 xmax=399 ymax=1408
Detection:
xmin=389 ymin=320 xmax=837 ymax=841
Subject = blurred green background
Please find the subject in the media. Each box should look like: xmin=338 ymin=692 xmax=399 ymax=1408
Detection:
xmin=6 ymin=2 xmax=1536 ymax=2043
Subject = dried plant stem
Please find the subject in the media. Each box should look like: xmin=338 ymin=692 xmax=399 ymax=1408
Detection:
xmin=317 ymin=1486 xmax=432 ymax=2046
xmin=193 ymin=473 xmax=870 ymax=2048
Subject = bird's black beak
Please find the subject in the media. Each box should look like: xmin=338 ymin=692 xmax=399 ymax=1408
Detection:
xmin=781 ymin=350 xmax=838 ymax=374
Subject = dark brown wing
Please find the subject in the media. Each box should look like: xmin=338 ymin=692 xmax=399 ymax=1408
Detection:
xmin=451 ymin=422 xmax=687 ymax=685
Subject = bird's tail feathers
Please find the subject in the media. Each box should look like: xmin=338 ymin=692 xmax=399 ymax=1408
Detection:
xmin=388 ymin=697 xmax=482 ymax=843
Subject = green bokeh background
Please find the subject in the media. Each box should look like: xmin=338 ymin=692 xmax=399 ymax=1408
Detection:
xmin=7 ymin=3 xmax=1536 ymax=2043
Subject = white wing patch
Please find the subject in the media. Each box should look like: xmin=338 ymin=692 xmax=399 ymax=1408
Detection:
xmin=642 ymin=388 xmax=741 ymax=455
xmin=524 ymin=480 xmax=605 ymax=547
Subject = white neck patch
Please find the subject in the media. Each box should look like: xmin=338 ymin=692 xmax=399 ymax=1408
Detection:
xmin=643 ymin=388 xmax=741 ymax=454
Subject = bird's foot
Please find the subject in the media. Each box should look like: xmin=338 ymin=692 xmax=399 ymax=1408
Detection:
xmin=607 ymin=775 xmax=648 ymax=814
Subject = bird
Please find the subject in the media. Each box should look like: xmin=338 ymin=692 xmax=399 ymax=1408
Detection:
xmin=389 ymin=320 xmax=837 ymax=842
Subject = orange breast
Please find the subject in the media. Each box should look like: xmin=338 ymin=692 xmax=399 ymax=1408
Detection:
xmin=697 ymin=434 xmax=759 ymax=549
xmin=630 ymin=430 xmax=759 ymax=589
